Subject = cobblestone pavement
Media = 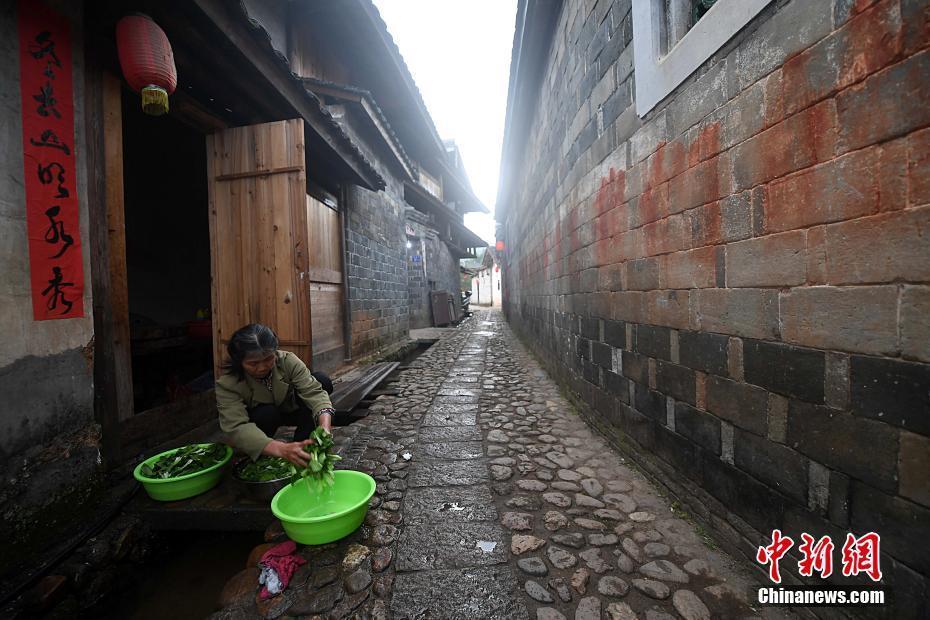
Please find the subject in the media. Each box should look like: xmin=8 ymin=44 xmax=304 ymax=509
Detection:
xmin=214 ymin=309 xmax=796 ymax=619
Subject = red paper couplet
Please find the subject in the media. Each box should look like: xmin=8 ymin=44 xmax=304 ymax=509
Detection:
xmin=18 ymin=0 xmax=84 ymax=320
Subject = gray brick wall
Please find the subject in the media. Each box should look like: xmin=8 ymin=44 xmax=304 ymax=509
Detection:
xmin=339 ymin=105 xmax=462 ymax=351
xmin=405 ymin=209 xmax=462 ymax=329
xmin=345 ymin=183 xmax=409 ymax=359
xmin=500 ymin=0 xmax=930 ymax=613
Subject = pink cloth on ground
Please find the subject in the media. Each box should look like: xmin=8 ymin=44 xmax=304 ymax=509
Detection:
xmin=259 ymin=540 xmax=306 ymax=599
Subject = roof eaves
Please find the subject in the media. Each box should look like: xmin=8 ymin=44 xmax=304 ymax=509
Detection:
xmin=451 ymin=218 xmax=489 ymax=250
xmin=335 ymin=0 xmax=485 ymax=211
xmin=358 ymin=0 xmax=448 ymax=160
xmin=496 ymin=0 xmax=562 ymax=220
xmin=302 ymin=76 xmax=417 ymax=179
xmin=234 ymin=0 xmax=386 ymax=191
xmin=437 ymin=159 xmax=490 ymax=215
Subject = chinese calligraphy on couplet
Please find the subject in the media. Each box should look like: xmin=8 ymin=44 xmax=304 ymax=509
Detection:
xmin=18 ymin=0 xmax=84 ymax=320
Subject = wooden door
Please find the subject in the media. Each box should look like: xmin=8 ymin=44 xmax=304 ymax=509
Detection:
xmin=206 ymin=119 xmax=312 ymax=376
xmin=306 ymin=195 xmax=345 ymax=372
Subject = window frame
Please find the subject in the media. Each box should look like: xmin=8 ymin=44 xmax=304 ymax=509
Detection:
xmin=632 ymin=0 xmax=773 ymax=116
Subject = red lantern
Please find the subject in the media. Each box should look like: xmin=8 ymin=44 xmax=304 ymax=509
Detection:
xmin=495 ymin=240 xmax=505 ymax=251
xmin=116 ymin=14 xmax=177 ymax=116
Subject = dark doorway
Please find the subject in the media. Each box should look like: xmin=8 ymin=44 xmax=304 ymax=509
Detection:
xmin=121 ymin=93 xmax=213 ymax=413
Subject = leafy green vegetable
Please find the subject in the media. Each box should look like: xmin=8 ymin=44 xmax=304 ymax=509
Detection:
xmin=236 ymin=456 xmax=295 ymax=482
xmin=141 ymin=443 xmax=227 ymax=479
xmin=290 ymin=427 xmax=341 ymax=495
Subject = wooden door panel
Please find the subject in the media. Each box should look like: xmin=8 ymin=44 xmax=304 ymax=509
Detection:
xmin=275 ymin=166 xmax=310 ymax=347
xmin=309 ymin=283 xmax=345 ymax=355
xmin=306 ymin=195 xmax=345 ymax=370
xmin=307 ymin=197 xmax=342 ymax=278
xmin=207 ymin=119 xmax=311 ymax=376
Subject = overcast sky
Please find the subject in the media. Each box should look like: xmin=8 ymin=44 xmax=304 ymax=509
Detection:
xmin=373 ymin=0 xmax=517 ymax=244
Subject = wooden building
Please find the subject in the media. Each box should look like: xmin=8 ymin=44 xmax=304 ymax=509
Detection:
xmin=0 ymin=0 xmax=486 ymax=567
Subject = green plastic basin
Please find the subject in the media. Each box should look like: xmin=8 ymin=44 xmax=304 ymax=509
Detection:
xmin=133 ymin=444 xmax=233 ymax=501
xmin=271 ymin=470 xmax=376 ymax=545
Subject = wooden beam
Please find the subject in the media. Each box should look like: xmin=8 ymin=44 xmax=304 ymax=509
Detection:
xmin=215 ymin=165 xmax=303 ymax=182
xmin=359 ymin=97 xmax=416 ymax=181
xmin=307 ymin=266 xmax=343 ymax=284
xmin=160 ymin=13 xmax=283 ymax=125
xmin=193 ymin=0 xmax=383 ymax=191
xmin=102 ymin=72 xmax=135 ymax=423
xmin=303 ymin=81 xmax=364 ymax=104
xmin=330 ymin=362 xmax=399 ymax=415
xmin=404 ymin=180 xmax=454 ymax=218
xmin=169 ymin=89 xmax=229 ymax=134
xmin=206 ymin=133 xmax=221 ymax=379
xmin=85 ymin=58 xmax=120 ymax=466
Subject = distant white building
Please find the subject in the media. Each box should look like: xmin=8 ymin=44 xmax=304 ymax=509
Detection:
xmin=462 ymin=247 xmax=501 ymax=307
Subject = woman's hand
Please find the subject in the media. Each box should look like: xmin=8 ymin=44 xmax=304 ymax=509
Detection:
xmin=318 ymin=412 xmax=333 ymax=436
xmin=264 ymin=439 xmax=314 ymax=468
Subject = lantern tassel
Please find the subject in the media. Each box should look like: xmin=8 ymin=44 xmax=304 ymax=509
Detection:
xmin=141 ymin=85 xmax=169 ymax=116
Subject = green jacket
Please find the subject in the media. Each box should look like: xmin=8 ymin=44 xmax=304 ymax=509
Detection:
xmin=216 ymin=350 xmax=333 ymax=460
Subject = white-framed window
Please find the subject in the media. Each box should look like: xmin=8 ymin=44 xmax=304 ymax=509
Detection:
xmin=632 ymin=0 xmax=773 ymax=116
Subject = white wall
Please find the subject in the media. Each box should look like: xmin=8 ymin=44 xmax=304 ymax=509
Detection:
xmin=0 ymin=0 xmax=94 ymax=369
xmin=472 ymin=263 xmax=502 ymax=307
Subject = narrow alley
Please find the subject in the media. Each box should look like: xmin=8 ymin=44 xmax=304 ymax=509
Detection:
xmin=4 ymin=1 xmax=926 ymax=618
xmin=214 ymin=310 xmax=793 ymax=619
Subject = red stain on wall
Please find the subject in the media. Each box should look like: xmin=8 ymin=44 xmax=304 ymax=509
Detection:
xmin=548 ymin=120 xmax=727 ymax=281
xmin=804 ymin=100 xmax=839 ymax=163
xmin=841 ymin=0 xmax=903 ymax=84
xmin=696 ymin=123 xmax=722 ymax=164
xmin=591 ymin=168 xmax=627 ymax=267
xmin=693 ymin=200 xmax=723 ymax=246
xmin=639 ymin=184 xmax=670 ymax=226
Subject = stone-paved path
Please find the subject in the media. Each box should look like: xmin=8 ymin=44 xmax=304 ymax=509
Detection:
xmin=213 ymin=309 xmax=795 ymax=619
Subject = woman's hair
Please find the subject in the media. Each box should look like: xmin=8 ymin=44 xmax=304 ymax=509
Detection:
xmin=222 ymin=323 xmax=279 ymax=380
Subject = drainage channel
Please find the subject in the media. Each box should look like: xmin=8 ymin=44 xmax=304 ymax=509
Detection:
xmin=333 ymin=338 xmax=438 ymax=425
xmin=92 ymin=531 xmax=260 ymax=620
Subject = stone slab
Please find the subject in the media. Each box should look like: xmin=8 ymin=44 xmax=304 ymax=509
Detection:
xmin=428 ymin=403 xmax=479 ymax=414
xmin=420 ymin=441 xmax=484 ymax=460
xmin=443 ymin=375 xmax=480 ymax=383
xmin=391 ymin=566 xmax=529 ymax=620
xmin=408 ymin=460 xmax=490 ymax=487
xmin=404 ymin=485 xmax=499 ymax=525
xmin=419 ymin=426 xmax=482 ymax=443
xmin=422 ymin=412 xmax=478 ymax=427
xmin=433 ymin=395 xmax=480 ymax=405
xmin=396 ymin=521 xmax=508 ymax=571
xmin=438 ymin=388 xmax=481 ymax=397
